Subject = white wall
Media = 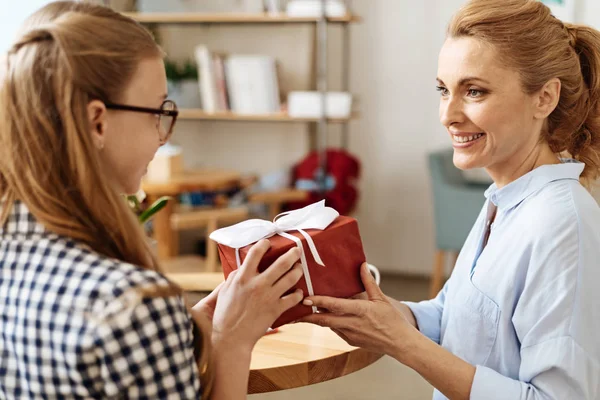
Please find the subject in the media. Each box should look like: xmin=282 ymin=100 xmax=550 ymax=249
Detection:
xmin=345 ymin=0 xmax=463 ymax=275
xmin=579 ymin=0 xmax=600 ymax=28
xmin=0 ymin=1 xmax=55 ymax=52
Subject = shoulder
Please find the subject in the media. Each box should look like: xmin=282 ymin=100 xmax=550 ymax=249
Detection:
xmin=72 ymin=246 xmax=189 ymax=327
xmin=511 ymin=179 xmax=600 ymax=286
xmin=513 ymin=178 xmax=600 ymax=297
xmin=520 ymin=179 xmax=599 ymax=241
xmin=24 ymin=230 xmax=192 ymax=335
xmin=40 ymin=233 xmax=176 ymax=307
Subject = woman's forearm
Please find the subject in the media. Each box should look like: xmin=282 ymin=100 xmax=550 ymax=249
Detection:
xmin=394 ymin=330 xmax=475 ymax=400
xmin=386 ymin=295 xmax=474 ymax=398
xmin=210 ymin=341 xmax=252 ymax=400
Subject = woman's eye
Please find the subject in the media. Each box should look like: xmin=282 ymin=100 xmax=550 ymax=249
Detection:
xmin=468 ymin=88 xmax=484 ymax=98
xmin=436 ymin=86 xmax=449 ymax=96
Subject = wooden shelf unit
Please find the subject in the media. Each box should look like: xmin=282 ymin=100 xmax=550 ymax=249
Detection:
xmin=127 ymin=7 xmax=361 ymax=290
xmin=123 ymin=12 xmax=361 ymax=24
xmin=178 ymin=109 xmax=358 ymax=123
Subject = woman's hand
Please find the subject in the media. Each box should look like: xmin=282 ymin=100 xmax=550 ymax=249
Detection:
xmin=299 ymin=263 xmax=418 ymax=359
xmin=210 ymin=239 xmax=305 ymax=353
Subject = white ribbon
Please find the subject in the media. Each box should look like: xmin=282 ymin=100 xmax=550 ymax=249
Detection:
xmin=209 ymin=200 xmax=339 ymax=313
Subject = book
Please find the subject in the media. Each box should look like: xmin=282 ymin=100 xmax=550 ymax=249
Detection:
xmin=225 ymin=55 xmax=281 ymax=114
xmin=194 ymin=45 xmax=218 ymax=112
xmin=213 ymin=54 xmax=230 ymax=112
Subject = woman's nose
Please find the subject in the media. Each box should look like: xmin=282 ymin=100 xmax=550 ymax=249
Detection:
xmin=439 ymin=96 xmax=464 ymax=127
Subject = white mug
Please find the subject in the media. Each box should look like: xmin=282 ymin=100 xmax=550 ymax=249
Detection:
xmin=366 ymin=263 xmax=381 ymax=286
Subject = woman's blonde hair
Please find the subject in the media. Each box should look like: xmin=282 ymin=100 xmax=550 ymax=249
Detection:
xmin=0 ymin=1 xmax=213 ymax=396
xmin=449 ymin=0 xmax=600 ymax=185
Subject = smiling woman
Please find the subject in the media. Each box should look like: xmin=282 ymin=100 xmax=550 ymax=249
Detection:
xmin=434 ymin=38 xmax=566 ymax=187
xmin=436 ymin=0 xmax=600 ymax=189
xmin=298 ymin=1 xmax=600 ymax=399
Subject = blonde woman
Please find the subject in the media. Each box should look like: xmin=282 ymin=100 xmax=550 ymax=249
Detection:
xmin=0 ymin=2 xmax=305 ymax=398
xmin=299 ymin=1 xmax=600 ymax=399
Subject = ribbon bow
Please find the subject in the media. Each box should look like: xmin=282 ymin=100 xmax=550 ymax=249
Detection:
xmin=209 ymin=200 xmax=339 ymax=313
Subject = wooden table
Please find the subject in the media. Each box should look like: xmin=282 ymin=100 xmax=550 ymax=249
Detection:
xmin=249 ymin=323 xmax=383 ymax=394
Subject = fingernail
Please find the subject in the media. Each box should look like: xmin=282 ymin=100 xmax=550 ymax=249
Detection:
xmin=303 ymin=299 xmax=313 ymax=306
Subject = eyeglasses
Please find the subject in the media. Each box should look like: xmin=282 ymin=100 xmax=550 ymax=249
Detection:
xmin=104 ymin=100 xmax=179 ymax=144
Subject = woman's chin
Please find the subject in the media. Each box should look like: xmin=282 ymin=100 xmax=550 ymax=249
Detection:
xmin=453 ymin=152 xmax=486 ymax=171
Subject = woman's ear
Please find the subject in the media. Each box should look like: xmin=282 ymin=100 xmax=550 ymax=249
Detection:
xmin=534 ymin=78 xmax=561 ymax=120
xmin=87 ymin=100 xmax=108 ymax=150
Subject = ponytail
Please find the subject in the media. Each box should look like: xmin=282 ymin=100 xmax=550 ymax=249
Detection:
xmin=556 ymin=24 xmax=600 ymax=184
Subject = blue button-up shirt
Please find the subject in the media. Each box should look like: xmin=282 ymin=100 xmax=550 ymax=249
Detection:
xmin=405 ymin=161 xmax=600 ymax=399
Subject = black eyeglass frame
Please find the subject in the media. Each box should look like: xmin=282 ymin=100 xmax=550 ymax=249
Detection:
xmin=104 ymin=100 xmax=179 ymax=143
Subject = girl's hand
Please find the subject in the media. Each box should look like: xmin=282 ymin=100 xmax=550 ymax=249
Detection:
xmin=211 ymin=239 xmax=305 ymax=353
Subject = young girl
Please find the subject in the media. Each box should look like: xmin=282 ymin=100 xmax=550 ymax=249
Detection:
xmin=299 ymin=1 xmax=600 ymax=399
xmin=0 ymin=2 xmax=304 ymax=398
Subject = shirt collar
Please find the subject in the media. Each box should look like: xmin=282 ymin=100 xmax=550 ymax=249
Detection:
xmin=484 ymin=159 xmax=584 ymax=210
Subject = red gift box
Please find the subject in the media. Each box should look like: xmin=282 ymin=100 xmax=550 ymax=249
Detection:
xmin=216 ymin=216 xmax=367 ymax=328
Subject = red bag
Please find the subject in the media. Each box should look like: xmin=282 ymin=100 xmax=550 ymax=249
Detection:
xmin=290 ymin=149 xmax=361 ymax=215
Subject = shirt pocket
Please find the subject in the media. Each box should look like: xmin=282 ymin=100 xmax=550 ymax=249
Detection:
xmin=442 ymin=280 xmax=500 ymax=366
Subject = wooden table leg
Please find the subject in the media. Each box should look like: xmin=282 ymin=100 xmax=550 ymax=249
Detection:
xmin=206 ymin=217 xmax=218 ymax=272
xmin=150 ymin=195 xmax=177 ymax=260
xmin=268 ymin=203 xmax=282 ymax=221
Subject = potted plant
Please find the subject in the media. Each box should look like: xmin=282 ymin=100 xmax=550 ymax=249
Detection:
xmin=126 ymin=191 xmax=171 ymax=241
xmin=165 ymin=59 xmax=202 ymax=109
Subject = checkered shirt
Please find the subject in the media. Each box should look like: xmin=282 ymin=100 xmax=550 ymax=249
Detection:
xmin=0 ymin=201 xmax=201 ymax=399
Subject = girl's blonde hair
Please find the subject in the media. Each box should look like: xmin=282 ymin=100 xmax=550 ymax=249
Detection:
xmin=0 ymin=1 xmax=213 ymax=396
xmin=449 ymin=0 xmax=600 ymax=184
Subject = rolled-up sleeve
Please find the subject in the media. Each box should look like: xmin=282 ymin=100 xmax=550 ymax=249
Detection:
xmin=471 ymin=336 xmax=598 ymax=399
xmin=402 ymin=282 xmax=448 ymax=344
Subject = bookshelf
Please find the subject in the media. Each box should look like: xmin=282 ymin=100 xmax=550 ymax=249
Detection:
xmin=178 ymin=109 xmax=359 ymax=123
xmin=129 ymin=3 xmax=360 ymax=289
xmin=124 ymin=12 xmax=361 ymax=24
